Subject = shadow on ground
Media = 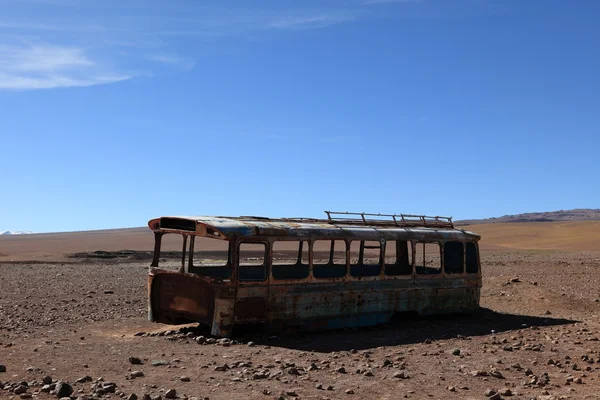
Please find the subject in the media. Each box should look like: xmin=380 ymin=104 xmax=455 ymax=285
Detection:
xmin=256 ymin=308 xmax=577 ymax=353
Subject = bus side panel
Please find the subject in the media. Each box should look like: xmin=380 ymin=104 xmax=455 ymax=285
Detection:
xmin=149 ymin=269 xmax=216 ymax=326
xmin=268 ymin=277 xmax=480 ymax=331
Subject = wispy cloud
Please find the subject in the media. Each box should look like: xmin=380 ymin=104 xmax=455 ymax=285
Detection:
xmin=267 ymin=13 xmax=354 ymax=30
xmin=149 ymin=54 xmax=195 ymax=70
xmin=0 ymin=43 xmax=133 ymax=90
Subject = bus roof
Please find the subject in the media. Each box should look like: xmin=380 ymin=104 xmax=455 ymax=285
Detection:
xmin=148 ymin=215 xmax=481 ymax=242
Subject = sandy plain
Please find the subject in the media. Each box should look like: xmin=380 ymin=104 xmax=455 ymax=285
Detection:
xmin=1 ymin=221 xmax=600 ymax=400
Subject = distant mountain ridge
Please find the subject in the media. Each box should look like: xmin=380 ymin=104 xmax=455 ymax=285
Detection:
xmin=1 ymin=230 xmax=33 ymax=235
xmin=457 ymin=208 xmax=600 ymax=225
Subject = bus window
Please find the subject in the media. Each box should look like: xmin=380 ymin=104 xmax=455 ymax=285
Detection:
xmin=351 ymin=240 xmax=382 ymax=277
xmin=238 ymin=243 xmax=267 ymax=281
xmin=272 ymin=241 xmax=309 ymax=280
xmin=313 ymin=240 xmax=346 ymax=279
xmin=385 ymin=240 xmax=412 ymax=276
xmin=466 ymin=243 xmax=479 ymax=274
xmin=158 ymin=233 xmax=186 ymax=270
xmin=415 ymin=242 xmax=441 ymax=275
xmin=444 ymin=241 xmax=464 ymax=274
xmin=189 ymin=237 xmax=232 ymax=278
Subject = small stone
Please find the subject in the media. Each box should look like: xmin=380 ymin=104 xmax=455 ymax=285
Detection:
xmin=382 ymin=359 xmax=392 ymax=367
xmin=471 ymin=370 xmax=488 ymax=377
xmin=129 ymin=357 xmax=143 ymax=365
xmin=447 ymin=386 xmax=456 ymax=392
xmin=452 ymin=348 xmax=461 ymax=356
xmin=103 ymin=290 xmax=114 ymax=294
xmin=151 ymin=360 xmax=169 ymax=367
xmin=424 ymin=338 xmax=432 ymax=344
xmin=165 ymin=389 xmax=177 ymax=398
xmin=0 ymin=365 xmax=6 ymax=373
xmin=345 ymin=389 xmax=355 ymax=394
xmin=574 ymin=377 xmax=583 ymax=384
xmin=247 ymin=341 xmax=255 ymax=347
xmin=56 ymin=382 xmax=73 ymax=398
xmin=498 ymin=388 xmax=513 ymax=396
xmin=315 ymin=383 xmax=323 ymax=390
xmin=336 ymin=367 xmax=346 ymax=373
xmin=489 ymin=369 xmax=504 ymax=379
xmin=128 ymin=395 xmax=138 ymax=400
xmin=20 ymin=394 xmax=32 ymax=399
xmin=14 ymin=385 xmax=28 ymax=394
xmin=76 ymin=375 xmax=93 ymax=383
xmin=327 ymin=385 xmax=334 ymax=391
xmin=180 ymin=376 xmax=190 ymax=382
xmin=42 ymin=375 xmax=52 ymax=384
xmin=363 ymin=371 xmax=374 ymax=377
xmin=130 ymin=371 xmax=145 ymax=378
xmin=393 ymin=371 xmax=409 ymax=379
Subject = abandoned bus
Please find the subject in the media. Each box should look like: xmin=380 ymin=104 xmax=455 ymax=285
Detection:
xmin=147 ymin=211 xmax=481 ymax=337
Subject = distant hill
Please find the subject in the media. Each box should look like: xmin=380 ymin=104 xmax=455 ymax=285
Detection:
xmin=457 ymin=208 xmax=600 ymax=225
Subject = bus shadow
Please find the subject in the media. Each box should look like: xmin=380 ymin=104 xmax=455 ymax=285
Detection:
xmin=262 ymin=308 xmax=577 ymax=353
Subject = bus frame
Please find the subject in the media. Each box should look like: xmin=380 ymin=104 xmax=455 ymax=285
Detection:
xmin=147 ymin=211 xmax=482 ymax=337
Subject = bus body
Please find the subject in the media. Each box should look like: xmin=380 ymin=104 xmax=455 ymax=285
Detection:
xmin=147 ymin=212 xmax=482 ymax=337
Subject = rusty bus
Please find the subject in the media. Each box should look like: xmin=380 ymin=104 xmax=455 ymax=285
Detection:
xmin=147 ymin=211 xmax=482 ymax=337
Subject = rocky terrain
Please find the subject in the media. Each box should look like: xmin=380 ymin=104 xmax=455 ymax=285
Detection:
xmin=2 ymin=250 xmax=600 ymax=400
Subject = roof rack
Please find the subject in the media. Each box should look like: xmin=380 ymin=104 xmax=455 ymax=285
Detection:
xmin=323 ymin=211 xmax=454 ymax=229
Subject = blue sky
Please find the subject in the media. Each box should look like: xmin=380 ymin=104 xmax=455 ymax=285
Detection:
xmin=1 ymin=0 xmax=599 ymax=233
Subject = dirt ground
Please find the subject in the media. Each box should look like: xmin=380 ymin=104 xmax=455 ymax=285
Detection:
xmin=2 ymin=248 xmax=600 ymax=400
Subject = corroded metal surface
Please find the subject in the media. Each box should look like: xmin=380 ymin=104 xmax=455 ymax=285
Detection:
xmin=147 ymin=213 xmax=483 ymax=337
xmin=148 ymin=215 xmax=480 ymax=241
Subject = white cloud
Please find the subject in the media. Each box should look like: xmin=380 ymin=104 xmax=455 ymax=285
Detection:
xmin=0 ymin=43 xmax=133 ymax=90
xmin=267 ymin=14 xmax=354 ymax=30
xmin=149 ymin=54 xmax=195 ymax=70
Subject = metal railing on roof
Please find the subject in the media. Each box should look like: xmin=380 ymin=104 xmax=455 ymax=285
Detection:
xmin=323 ymin=211 xmax=454 ymax=228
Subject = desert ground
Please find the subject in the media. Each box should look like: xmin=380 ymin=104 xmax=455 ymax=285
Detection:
xmin=1 ymin=221 xmax=600 ymax=400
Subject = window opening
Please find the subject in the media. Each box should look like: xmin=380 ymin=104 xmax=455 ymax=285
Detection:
xmin=272 ymin=241 xmax=309 ymax=280
xmin=239 ymin=243 xmax=267 ymax=281
xmin=384 ymin=240 xmax=412 ymax=276
xmin=351 ymin=240 xmax=382 ymax=277
xmin=444 ymin=241 xmax=464 ymax=274
xmin=313 ymin=240 xmax=346 ymax=279
xmin=189 ymin=237 xmax=232 ymax=278
xmin=466 ymin=242 xmax=479 ymax=274
xmin=415 ymin=242 xmax=441 ymax=275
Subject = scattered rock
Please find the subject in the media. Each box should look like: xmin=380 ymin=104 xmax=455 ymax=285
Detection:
xmin=42 ymin=376 xmax=52 ymax=385
xmin=14 ymin=385 xmax=28 ymax=395
xmin=180 ymin=376 xmax=190 ymax=382
xmin=165 ymin=389 xmax=177 ymax=399
xmin=129 ymin=357 xmax=143 ymax=365
xmin=0 ymin=365 xmax=6 ymax=373
xmin=393 ymin=371 xmax=409 ymax=379
xmin=151 ymin=360 xmax=169 ymax=367
xmin=452 ymin=349 xmax=461 ymax=356
xmin=345 ymin=389 xmax=355 ymax=394
xmin=76 ymin=375 xmax=93 ymax=383
xmin=55 ymin=382 xmax=73 ymax=398
xmin=498 ymin=388 xmax=513 ymax=396
xmin=128 ymin=394 xmax=138 ymax=400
